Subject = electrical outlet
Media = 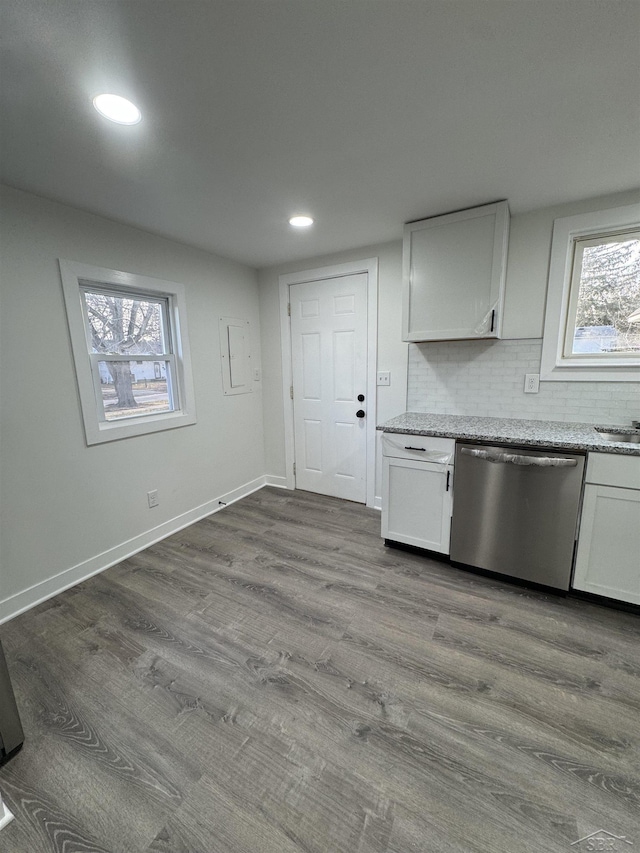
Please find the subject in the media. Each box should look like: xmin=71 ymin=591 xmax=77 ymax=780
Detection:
xmin=253 ymin=368 xmax=261 ymax=381
xmin=524 ymin=373 xmax=540 ymax=394
xmin=147 ymin=489 xmax=159 ymax=508
xmin=377 ymin=371 xmax=391 ymax=386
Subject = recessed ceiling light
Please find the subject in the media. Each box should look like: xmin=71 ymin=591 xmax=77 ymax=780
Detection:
xmin=289 ymin=215 xmax=314 ymax=228
xmin=93 ymin=94 xmax=142 ymax=125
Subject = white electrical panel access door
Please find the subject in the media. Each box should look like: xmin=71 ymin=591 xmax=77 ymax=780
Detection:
xmin=402 ymin=201 xmax=509 ymax=341
xmin=219 ymin=317 xmax=252 ymax=395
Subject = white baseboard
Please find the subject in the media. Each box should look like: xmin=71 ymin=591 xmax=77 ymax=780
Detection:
xmin=264 ymin=475 xmax=290 ymax=489
xmin=0 ymin=476 xmax=267 ymax=626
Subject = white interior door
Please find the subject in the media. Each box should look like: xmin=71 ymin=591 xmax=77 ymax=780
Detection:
xmin=290 ymin=273 xmax=368 ymax=502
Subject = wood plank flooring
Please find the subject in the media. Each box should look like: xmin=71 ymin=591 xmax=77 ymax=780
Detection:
xmin=0 ymin=487 xmax=639 ymax=853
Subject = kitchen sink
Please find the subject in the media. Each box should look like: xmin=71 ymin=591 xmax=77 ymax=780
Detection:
xmin=595 ymin=427 xmax=640 ymax=444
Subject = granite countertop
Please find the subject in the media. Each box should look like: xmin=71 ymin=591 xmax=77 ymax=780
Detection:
xmin=377 ymin=412 xmax=640 ymax=456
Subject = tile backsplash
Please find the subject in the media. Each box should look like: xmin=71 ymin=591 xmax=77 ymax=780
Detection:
xmin=407 ymin=338 xmax=639 ymax=425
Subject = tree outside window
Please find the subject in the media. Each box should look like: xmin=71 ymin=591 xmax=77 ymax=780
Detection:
xmin=568 ymin=233 xmax=640 ymax=357
xmin=82 ymin=288 xmax=175 ymax=420
xmin=541 ymin=203 xmax=640 ymax=382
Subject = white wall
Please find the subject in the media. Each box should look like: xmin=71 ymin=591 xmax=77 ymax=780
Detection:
xmin=258 ymin=189 xmax=640 ymax=489
xmin=0 ymin=186 xmax=265 ymax=621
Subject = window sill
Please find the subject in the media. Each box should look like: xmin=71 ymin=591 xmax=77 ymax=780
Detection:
xmin=540 ymin=363 xmax=640 ymax=383
xmin=85 ymin=409 xmax=197 ymax=446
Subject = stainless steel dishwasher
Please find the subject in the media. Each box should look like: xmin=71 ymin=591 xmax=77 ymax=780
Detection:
xmin=450 ymin=443 xmax=585 ymax=590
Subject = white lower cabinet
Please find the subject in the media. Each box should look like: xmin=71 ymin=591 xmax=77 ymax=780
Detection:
xmin=381 ymin=434 xmax=455 ymax=554
xmin=573 ymin=453 xmax=640 ymax=605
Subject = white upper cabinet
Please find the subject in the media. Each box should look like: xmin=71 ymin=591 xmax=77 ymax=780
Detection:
xmin=402 ymin=201 xmax=510 ymax=341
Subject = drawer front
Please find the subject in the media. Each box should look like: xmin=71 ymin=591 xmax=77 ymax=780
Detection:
xmin=586 ymin=452 xmax=640 ymax=489
xmin=382 ymin=432 xmax=455 ymax=463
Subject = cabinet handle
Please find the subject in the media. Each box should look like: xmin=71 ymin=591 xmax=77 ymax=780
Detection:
xmin=490 ymin=309 xmax=495 ymax=333
xmin=446 ymin=470 xmax=451 ymax=491
xmin=404 ymin=446 xmax=426 ymax=451
xmin=461 ymin=447 xmax=578 ymax=467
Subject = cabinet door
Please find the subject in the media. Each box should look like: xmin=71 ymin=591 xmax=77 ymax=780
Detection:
xmin=381 ymin=457 xmax=453 ymax=554
xmin=402 ymin=201 xmax=509 ymax=341
xmin=573 ymin=484 xmax=640 ymax=604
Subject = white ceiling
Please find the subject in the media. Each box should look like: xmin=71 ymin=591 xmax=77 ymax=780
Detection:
xmin=2 ymin=0 xmax=639 ymax=268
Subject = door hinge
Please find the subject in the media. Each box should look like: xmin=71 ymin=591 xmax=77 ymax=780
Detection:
xmin=290 ymin=385 xmax=294 ymax=399
xmin=288 ymin=303 xmax=291 ymax=316
xmin=293 ymin=462 xmax=296 ymax=476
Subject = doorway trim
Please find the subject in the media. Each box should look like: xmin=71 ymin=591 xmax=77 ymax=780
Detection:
xmin=279 ymin=258 xmax=378 ymax=508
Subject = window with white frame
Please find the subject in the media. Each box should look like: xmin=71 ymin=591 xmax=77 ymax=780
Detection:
xmin=60 ymin=260 xmax=196 ymax=444
xmin=541 ymin=203 xmax=640 ymax=382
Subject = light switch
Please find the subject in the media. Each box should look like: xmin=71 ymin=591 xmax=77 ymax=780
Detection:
xmin=377 ymin=371 xmax=391 ymax=386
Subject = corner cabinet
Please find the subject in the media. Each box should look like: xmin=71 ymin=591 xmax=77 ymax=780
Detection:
xmin=381 ymin=433 xmax=455 ymax=554
xmin=572 ymin=453 xmax=640 ymax=605
xmin=402 ymin=201 xmax=510 ymax=341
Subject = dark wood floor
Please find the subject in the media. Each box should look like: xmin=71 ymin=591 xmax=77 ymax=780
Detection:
xmin=0 ymin=487 xmax=639 ymax=853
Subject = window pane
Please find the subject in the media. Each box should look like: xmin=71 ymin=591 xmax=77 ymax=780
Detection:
xmin=84 ymin=290 xmax=168 ymax=355
xmin=98 ymin=361 xmax=174 ymax=421
xmin=571 ymin=237 xmax=640 ymax=355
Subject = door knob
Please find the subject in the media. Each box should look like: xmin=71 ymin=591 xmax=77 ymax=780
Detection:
xmin=357 ymin=394 xmax=365 ymax=402
xmin=356 ymin=409 xmax=365 ymax=418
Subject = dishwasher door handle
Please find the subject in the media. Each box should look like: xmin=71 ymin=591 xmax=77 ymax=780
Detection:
xmin=460 ymin=447 xmax=578 ymax=467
